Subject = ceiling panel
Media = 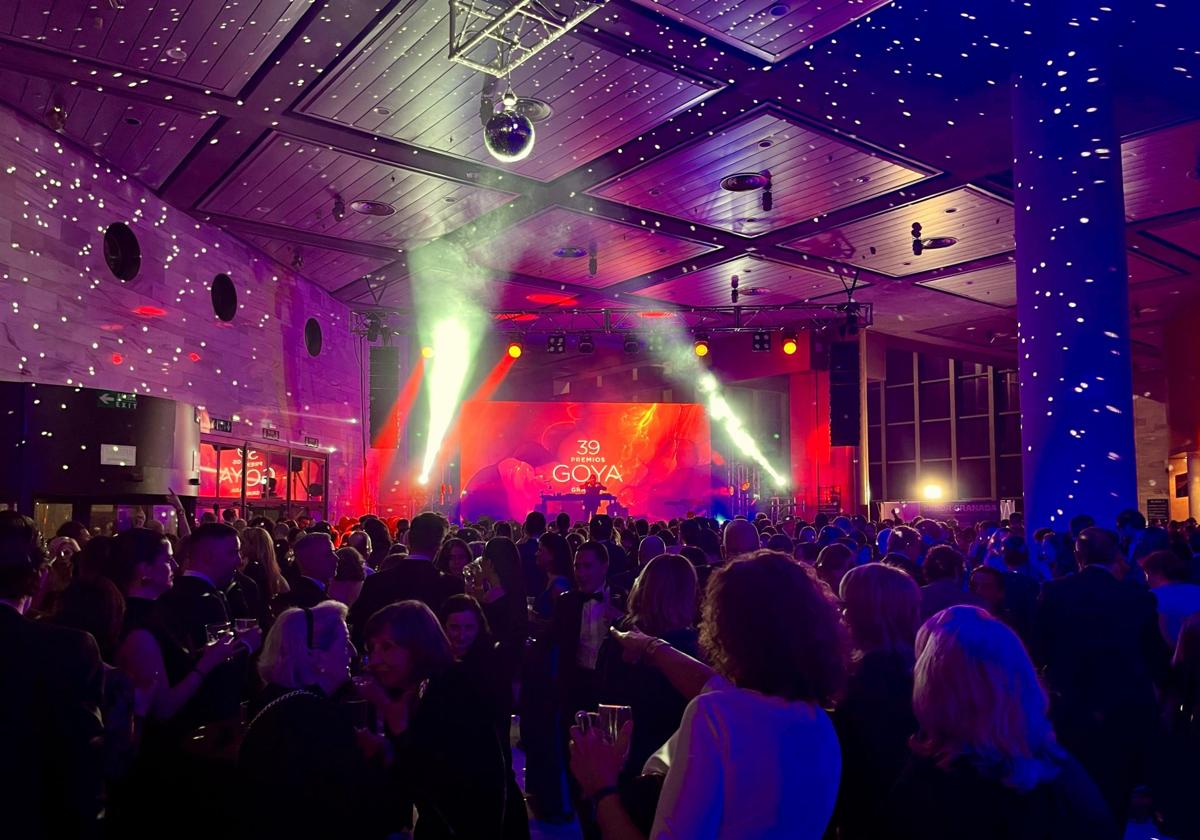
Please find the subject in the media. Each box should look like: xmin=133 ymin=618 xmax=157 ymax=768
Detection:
xmin=783 ymin=186 xmax=1013 ymax=276
xmin=0 ymin=0 xmax=307 ymax=95
xmin=918 ymin=314 xmax=1019 ymax=350
xmin=918 ymin=261 xmax=1016 ymax=307
xmin=1130 ymin=275 xmax=1200 ymax=321
xmin=590 ymin=110 xmax=931 ymax=236
xmin=1121 ymin=120 xmax=1200 ymax=222
xmin=1144 ymin=216 xmax=1200 ymax=259
xmin=0 ymin=69 xmax=210 ymax=188
xmin=200 ymin=133 xmax=516 ymax=247
xmin=631 ymin=254 xmax=855 ymax=306
xmin=627 ymin=0 xmax=892 ymax=62
xmin=917 ymin=250 xmax=1181 ymax=307
xmin=470 ymin=206 xmax=718 ymax=289
xmin=298 ymin=4 xmax=714 ymax=182
xmin=243 ymin=236 xmax=393 ymax=294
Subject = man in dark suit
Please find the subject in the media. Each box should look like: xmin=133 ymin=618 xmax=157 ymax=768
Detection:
xmin=0 ymin=511 xmax=105 ymax=839
xmin=1033 ymin=526 xmax=1170 ymax=827
xmin=156 ymin=522 xmax=262 ymax=727
xmin=349 ymin=511 xmax=461 ymax=648
xmin=588 ymin=514 xmax=630 ymax=582
xmin=274 ymin=532 xmax=337 ymax=611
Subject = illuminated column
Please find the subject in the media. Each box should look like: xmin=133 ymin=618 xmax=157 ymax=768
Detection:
xmin=1011 ymin=7 xmax=1136 ymax=531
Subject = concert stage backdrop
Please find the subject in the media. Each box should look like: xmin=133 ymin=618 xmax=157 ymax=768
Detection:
xmin=459 ymin=401 xmax=713 ymax=522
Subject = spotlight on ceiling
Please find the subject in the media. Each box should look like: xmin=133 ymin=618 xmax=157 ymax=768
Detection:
xmin=365 ymin=314 xmax=383 ymax=343
xmin=350 ymin=199 xmax=396 ymax=217
xmin=623 ymin=334 xmax=640 ymax=354
xmin=751 ymin=330 xmax=771 ymax=352
xmin=731 ymin=274 xmax=740 ymax=304
xmin=546 ymin=333 xmax=566 ymax=354
xmin=578 ymin=333 xmax=596 ymax=354
xmin=484 ymin=90 xmax=535 ymax=163
xmin=781 ymin=331 xmax=799 ymax=356
xmin=507 ymin=338 xmax=524 ymax=359
xmin=837 ymin=303 xmax=862 ymax=338
xmin=911 ymin=222 xmax=957 ymax=256
xmin=588 ymin=241 xmax=598 ymax=278
xmin=646 ymin=333 xmax=665 ymax=354
xmin=331 ymin=193 xmax=346 ymax=223
xmin=693 ymin=337 xmax=711 ymax=358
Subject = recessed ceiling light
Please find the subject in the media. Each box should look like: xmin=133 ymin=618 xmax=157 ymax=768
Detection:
xmin=166 ymin=46 xmax=188 ymax=61
xmin=514 ymin=97 xmax=553 ymax=122
xmin=373 ymin=106 xmax=392 ymax=116
xmin=553 ymin=245 xmax=588 ymax=258
xmin=124 ymin=115 xmax=141 ymax=126
xmin=350 ymin=199 xmax=395 ymax=217
xmin=758 ymin=139 xmax=774 ymax=148
xmin=922 ymin=236 xmax=958 ymax=249
xmin=944 ymin=207 xmax=958 ymax=213
xmin=721 ymin=172 xmax=771 ymax=192
xmin=769 ymin=3 xmax=790 ymax=15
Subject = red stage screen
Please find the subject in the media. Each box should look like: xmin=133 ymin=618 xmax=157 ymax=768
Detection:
xmin=459 ymin=401 xmax=712 ymax=522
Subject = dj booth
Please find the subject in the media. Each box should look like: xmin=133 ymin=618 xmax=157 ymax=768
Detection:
xmin=538 ymin=492 xmax=626 ymax=521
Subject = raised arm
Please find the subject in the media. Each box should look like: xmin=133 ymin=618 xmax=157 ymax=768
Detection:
xmin=610 ymin=627 xmax=717 ymax=701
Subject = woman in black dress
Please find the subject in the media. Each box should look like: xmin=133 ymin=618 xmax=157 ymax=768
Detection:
xmin=361 ymin=600 xmax=510 ymax=839
xmin=238 ymin=601 xmax=385 ymax=838
xmin=833 ymin=562 xmax=921 ymax=839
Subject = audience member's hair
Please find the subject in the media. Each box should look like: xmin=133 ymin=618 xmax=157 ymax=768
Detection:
xmin=538 ymin=532 xmax=573 ymax=579
xmin=258 ymin=601 xmax=349 ymax=688
xmin=815 ymin=542 xmax=854 ymax=594
xmin=701 ymin=550 xmax=848 ymax=704
xmin=363 ymin=600 xmax=455 ymax=682
xmin=55 ymin=520 xmax=90 ymax=545
xmin=104 ymin=528 xmax=170 ymax=595
xmin=523 ymin=511 xmax=547 ymax=537
xmin=438 ymin=593 xmax=492 ymax=644
xmin=408 ymin=512 xmax=449 ymax=557
xmin=576 ymin=540 xmax=609 ymax=569
xmin=679 ymin=545 xmax=707 ymax=568
xmin=840 ymin=563 xmax=921 ymax=656
xmin=0 ymin=512 xmax=46 ymax=600
xmin=1142 ymin=549 xmax=1190 ymax=583
xmin=334 ymin=547 xmax=367 ymax=582
xmin=911 ymin=606 xmax=1061 ymax=790
xmin=1075 ymin=527 xmax=1119 ymax=567
xmin=628 ymin=554 xmax=698 ymax=637
xmin=53 ymin=576 xmax=126 ymax=662
xmin=766 ymin=533 xmax=795 ymax=555
xmin=242 ymin=525 xmax=289 ymax=597
xmin=923 ymin=545 xmax=965 ymax=583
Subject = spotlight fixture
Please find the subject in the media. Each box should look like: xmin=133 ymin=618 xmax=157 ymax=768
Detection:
xmin=421 ymin=346 xmax=435 ymax=359
xmin=365 ymin=313 xmax=383 ymax=343
xmin=693 ymin=337 xmax=711 ymax=358
xmin=546 ymin=333 xmax=566 ymax=354
xmin=720 ymin=171 xmax=772 ymax=213
xmin=622 ymin=334 xmax=640 ymax=354
xmin=507 ymin=339 xmax=524 ymax=359
xmin=588 ymin=241 xmax=598 ymax=278
xmin=837 ymin=303 xmax=862 ymax=337
xmin=781 ymin=331 xmax=799 ymax=356
xmin=350 ymin=199 xmax=396 ymax=217
xmin=911 ymin=222 xmax=957 ymax=256
xmin=731 ymin=274 xmax=740 ymax=304
xmin=578 ymin=333 xmax=596 ymax=354
xmin=331 ymin=193 xmax=346 ymax=223
xmin=291 ymin=247 xmax=303 ymax=270
xmin=646 ymin=333 xmax=665 ymax=354
xmin=484 ymin=90 xmax=536 ymax=163
xmin=751 ymin=330 xmax=771 ymax=352
xmin=761 ymin=171 xmax=773 ymax=213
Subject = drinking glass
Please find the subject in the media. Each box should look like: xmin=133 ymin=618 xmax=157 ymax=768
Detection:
xmin=574 ymin=710 xmax=601 ymax=735
xmin=597 ymin=704 xmax=633 ymax=744
xmin=205 ymin=622 xmax=234 ymax=645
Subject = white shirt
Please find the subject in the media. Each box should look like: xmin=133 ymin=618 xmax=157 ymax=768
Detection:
xmin=648 ymin=676 xmax=841 ymax=840
xmin=576 ymin=587 xmax=609 ymax=670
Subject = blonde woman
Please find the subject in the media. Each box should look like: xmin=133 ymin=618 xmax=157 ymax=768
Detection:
xmin=885 ymin=606 xmax=1117 ymax=839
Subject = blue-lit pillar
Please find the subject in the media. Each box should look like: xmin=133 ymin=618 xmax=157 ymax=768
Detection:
xmin=1011 ymin=5 xmax=1136 ymax=531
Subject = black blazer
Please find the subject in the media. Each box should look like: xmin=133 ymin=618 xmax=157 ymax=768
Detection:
xmin=551 ymin=586 xmax=627 ymax=690
xmin=238 ymin=684 xmax=387 ymax=839
xmin=155 ymin=574 xmax=232 ymax=651
xmin=0 ymin=607 xmax=105 ymax=839
xmin=1033 ymin=566 xmax=1169 ymax=720
xmin=348 ymin=558 xmax=462 ymax=647
xmin=273 ymin=575 xmax=328 ymax=613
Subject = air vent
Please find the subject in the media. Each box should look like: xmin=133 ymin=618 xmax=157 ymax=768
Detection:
xmin=350 ymin=199 xmax=396 ymax=217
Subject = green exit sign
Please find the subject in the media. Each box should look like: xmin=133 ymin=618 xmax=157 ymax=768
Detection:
xmin=98 ymin=391 xmax=137 ymax=410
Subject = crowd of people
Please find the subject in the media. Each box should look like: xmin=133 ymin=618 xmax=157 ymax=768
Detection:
xmin=3 ymin=500 xmax=1199 ymax=839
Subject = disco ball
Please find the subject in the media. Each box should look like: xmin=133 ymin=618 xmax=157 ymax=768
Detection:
xmin=484 ymin=95 xmax=535 ymax=163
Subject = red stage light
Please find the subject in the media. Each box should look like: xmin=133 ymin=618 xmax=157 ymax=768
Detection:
xmin=111 ymin=353 xmax=123 ymax=365
xmin=526 ymin=292 xmax=577 ymax=306
xmin=188 ymin=352 xmax=201 ymax=362
xmin=494 ymin=313 xmax=538 ymax=323
xmin=132 ymin=305 xmax=166 ymax=317
xmin=639 ymin=311 xmax=673 ymax=319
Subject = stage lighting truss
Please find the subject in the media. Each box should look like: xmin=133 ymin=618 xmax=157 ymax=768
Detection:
xmin=448 ymin=0 xmax=608 ymax=77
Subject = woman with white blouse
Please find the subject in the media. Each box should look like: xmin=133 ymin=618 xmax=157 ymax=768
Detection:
xmin=570 ymin=549 xmax=850 ymax=839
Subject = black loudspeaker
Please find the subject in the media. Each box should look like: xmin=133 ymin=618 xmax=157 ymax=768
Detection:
xmin=369 ymin=346 xmax=401 ymax=448
xmin=829 ymin=341 xmax=861 ymax=447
